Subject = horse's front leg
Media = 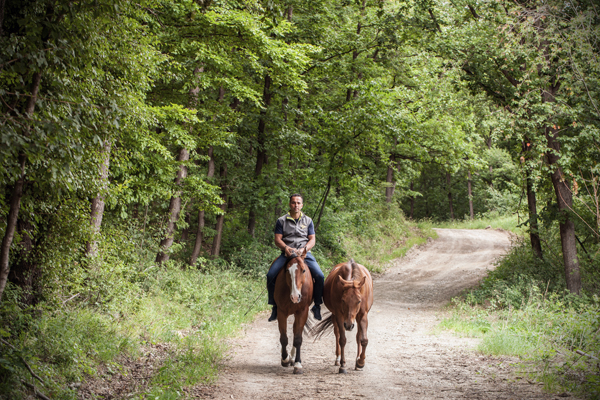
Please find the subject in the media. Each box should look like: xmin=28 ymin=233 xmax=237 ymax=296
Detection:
xmin=278 ymin=314 xmax=292 ymax=367
xmin=355 ymin=312 xmax=369 ymax=370
xmin=335 ymin=316 xmax=348 ymax=374
xmin=291 ymin=308 xmax=308 ymax=374
xmin=333 ymin=315 xmax=341 ymax=366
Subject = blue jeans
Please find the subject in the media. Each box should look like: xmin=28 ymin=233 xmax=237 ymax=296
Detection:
xmin=267 ymin=252 xmax=324 ymax=307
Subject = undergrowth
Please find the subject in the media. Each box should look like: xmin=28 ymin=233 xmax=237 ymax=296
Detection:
xmin=440 ymin=229 xmax=600 ymax=399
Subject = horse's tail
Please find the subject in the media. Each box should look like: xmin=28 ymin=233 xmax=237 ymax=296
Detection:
xmin=310 ymin=312 xmax=334 ymax=340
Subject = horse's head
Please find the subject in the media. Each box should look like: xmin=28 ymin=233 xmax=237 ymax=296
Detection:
xmin=337 ymin=275 xmax=366 ymax=331
xmin=286 ymin=248 xmax=308 ymax=303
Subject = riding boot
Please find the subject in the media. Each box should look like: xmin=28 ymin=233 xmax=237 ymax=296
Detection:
xmin=268 ymin=305 xmax=277 ymax=322
xmin=311 ymin=304 xmax=322 ymax=321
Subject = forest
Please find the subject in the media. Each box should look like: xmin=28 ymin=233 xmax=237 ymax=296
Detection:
xmin=1 ymin=0 xmax=599 ymax=398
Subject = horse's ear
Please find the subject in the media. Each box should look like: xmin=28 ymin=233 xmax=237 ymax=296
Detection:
xmin=338 ymin=275 xmax=351 ymax=286
xmin=356 ymin=276 xmax=367 ymax=288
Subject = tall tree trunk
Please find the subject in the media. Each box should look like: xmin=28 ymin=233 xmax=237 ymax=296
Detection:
xmin=315 ymin=177 xmax=332 ymax=232
xmin=86 ymin=139 xmax=112 ymax=257
xmin=487 ymin=135 xmax=494 ymax=188
xmin=467 ymin=170 xmax=474 ymax=220
xmin=526 ymin=174 xmax=543 ymax=259
xmin=523 ymin=140 xmax=543 ymax=259
xmin=0 ymin=71 xmax=41 ymax=302
xmin=546 ymin=129 xmax=581 ymax=293
xmin=446 ymin=171 xmax=454 ymax=220
xmin=211 ymin=163 xmax=228 ymax=257
xmin=542 ymin=79 xmax=581 ymax=293
xmin=248 ymin=74 xmax=272 ymax=236
xmin=409 ymin=181 xmax=415 ymax=219
xmin=9 ymin=219 xmax=43 ymax=305
xmin=385 ymin=153 xmax=395 ymax=203
xmin=190 ymin=146 xmax=215 ymax=266
xmin=156 ymin=148 xmax=189 ymax=263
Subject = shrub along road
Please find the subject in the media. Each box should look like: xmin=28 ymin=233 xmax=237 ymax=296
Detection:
xmin=206 ymin=229 xmax=575 ymax=399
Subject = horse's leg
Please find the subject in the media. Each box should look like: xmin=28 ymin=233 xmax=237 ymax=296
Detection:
xmin=278 ymin=314 xmax=292 ymax=367
xmin=333 ymin=316 xmax=341 ymax=366
xmin=291 ymin=308 xmax=308 ymax=374
xmin=355 ymin=313 xmax=369 ymax=371
xmin=335 ymin=316 xmax=348 ymax=374
xmin=355 ymin=317 xmax=362 ymax=363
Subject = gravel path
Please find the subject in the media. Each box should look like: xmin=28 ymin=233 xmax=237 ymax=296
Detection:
xmin=206 ymin=229 xmax=571 ymax=400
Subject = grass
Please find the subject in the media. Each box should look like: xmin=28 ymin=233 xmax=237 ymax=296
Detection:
xmin=341 ymin=205 xmax=437 ymax=273
xmin=418 ymin=213 xmax=526 ymax=234
xmin=0 ymin=263 xmax=266 ymax=400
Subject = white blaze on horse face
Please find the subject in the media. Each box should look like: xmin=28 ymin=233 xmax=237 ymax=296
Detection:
xmin=289 ymin=263 xmax=301 ymax=303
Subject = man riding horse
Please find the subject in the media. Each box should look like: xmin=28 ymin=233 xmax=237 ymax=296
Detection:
xmin=267 ymin=194 xmax=324 ymax=321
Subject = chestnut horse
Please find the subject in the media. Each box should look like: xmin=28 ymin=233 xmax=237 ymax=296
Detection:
xmin=273 ymin=248 xmax=313 ymax=374
xmin=313 ymin=259 xmax=373 ymax=373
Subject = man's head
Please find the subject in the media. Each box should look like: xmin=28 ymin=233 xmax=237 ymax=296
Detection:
xmin=289 ymin=193 xmax=303 ymax=214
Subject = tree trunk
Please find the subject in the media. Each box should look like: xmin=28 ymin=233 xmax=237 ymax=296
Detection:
xmin=385 ymin=156 xmax=395 ymax=203
xmin=446 ymin=171 xmax=454 ymax=220
xmin=0 ymin=155 xmax=26 ymax=302
xmin=523 ymin=140 xmax=543 ymax=259
xmin=467 ymin=170 xmax=474 ymax=220
xmin=0 ymin=72 xmax=41 ymax=302
xmin=156 ymin=148 xmax=189 ymax=263
xmin=487 ymin=135 xmax=493 ymax=188
xmin=409 ymin=181 xmax=415 ymax=219
xmin=248 ymin=74 xmax=272 ymax=236
xmin=526 ymin=175 xmax=543 ymax=259
xmin=547 ymin=129 xmax=581 ymax=293
xmin=86 ymin=139 xmax=112 ymax=257
xmin=211 ymin=163 xmax=228 ymax=257
xmin=315 ymin=177 xmax=332 ymax=232
xmin=190 ymin=146 xmax=215 ymax=267
xmin=543 ymin=81 xmax=581 ymax=293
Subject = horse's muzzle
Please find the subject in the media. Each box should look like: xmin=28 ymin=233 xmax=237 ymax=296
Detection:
xmin=290 ymin=294 xmax=302 ymax=303
xmin=344 ymin=322 xmax=355 ymax=331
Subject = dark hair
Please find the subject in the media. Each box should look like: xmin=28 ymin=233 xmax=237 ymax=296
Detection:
xmin=289 ymin=193 xmax=303 ymax=202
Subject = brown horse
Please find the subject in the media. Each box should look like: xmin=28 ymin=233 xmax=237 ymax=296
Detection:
xmin=313 ymin=259 xmax=373 ymax=373
xmin=273 ymin=248 xmax=313 ymax=374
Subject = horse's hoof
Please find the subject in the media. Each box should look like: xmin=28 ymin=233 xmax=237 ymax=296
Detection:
xmin=338 ymin=367 xmax=347 ymax=374
xmin=293 ymin=367 xmax=303 ymax=374
xmin=355 ymin=360 xmax=365 ymax=370
xmin=334 ymin=361 xmax=340 ymax=366
xmin=355 ymin=366 xmax=364 ymax=371
xmin=281 ymin=360 xmax=292 ymax=367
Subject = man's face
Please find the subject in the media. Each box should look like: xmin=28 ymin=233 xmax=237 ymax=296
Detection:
xmin=289 ymin=196 xmax=303 ymax=214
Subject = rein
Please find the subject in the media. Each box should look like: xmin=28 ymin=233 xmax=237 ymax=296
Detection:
xmin=242 ymin=251 xmax=302 ymax=317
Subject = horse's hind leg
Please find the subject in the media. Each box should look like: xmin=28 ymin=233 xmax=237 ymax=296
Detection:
xmin=355 ymin=313 xmax=369 ymax=371
xmin=278 ymin=315 xmax=292 ymax=367
xmin=292 ymin=309 xmax=308 ymax=374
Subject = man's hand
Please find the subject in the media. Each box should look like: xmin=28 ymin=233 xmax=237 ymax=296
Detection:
xmin=284 ymin=246 xmax=294 ymax=257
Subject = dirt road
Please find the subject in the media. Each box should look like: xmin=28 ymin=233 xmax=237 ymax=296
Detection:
xmin=207 ymin=229 xmax=563 ymax=400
